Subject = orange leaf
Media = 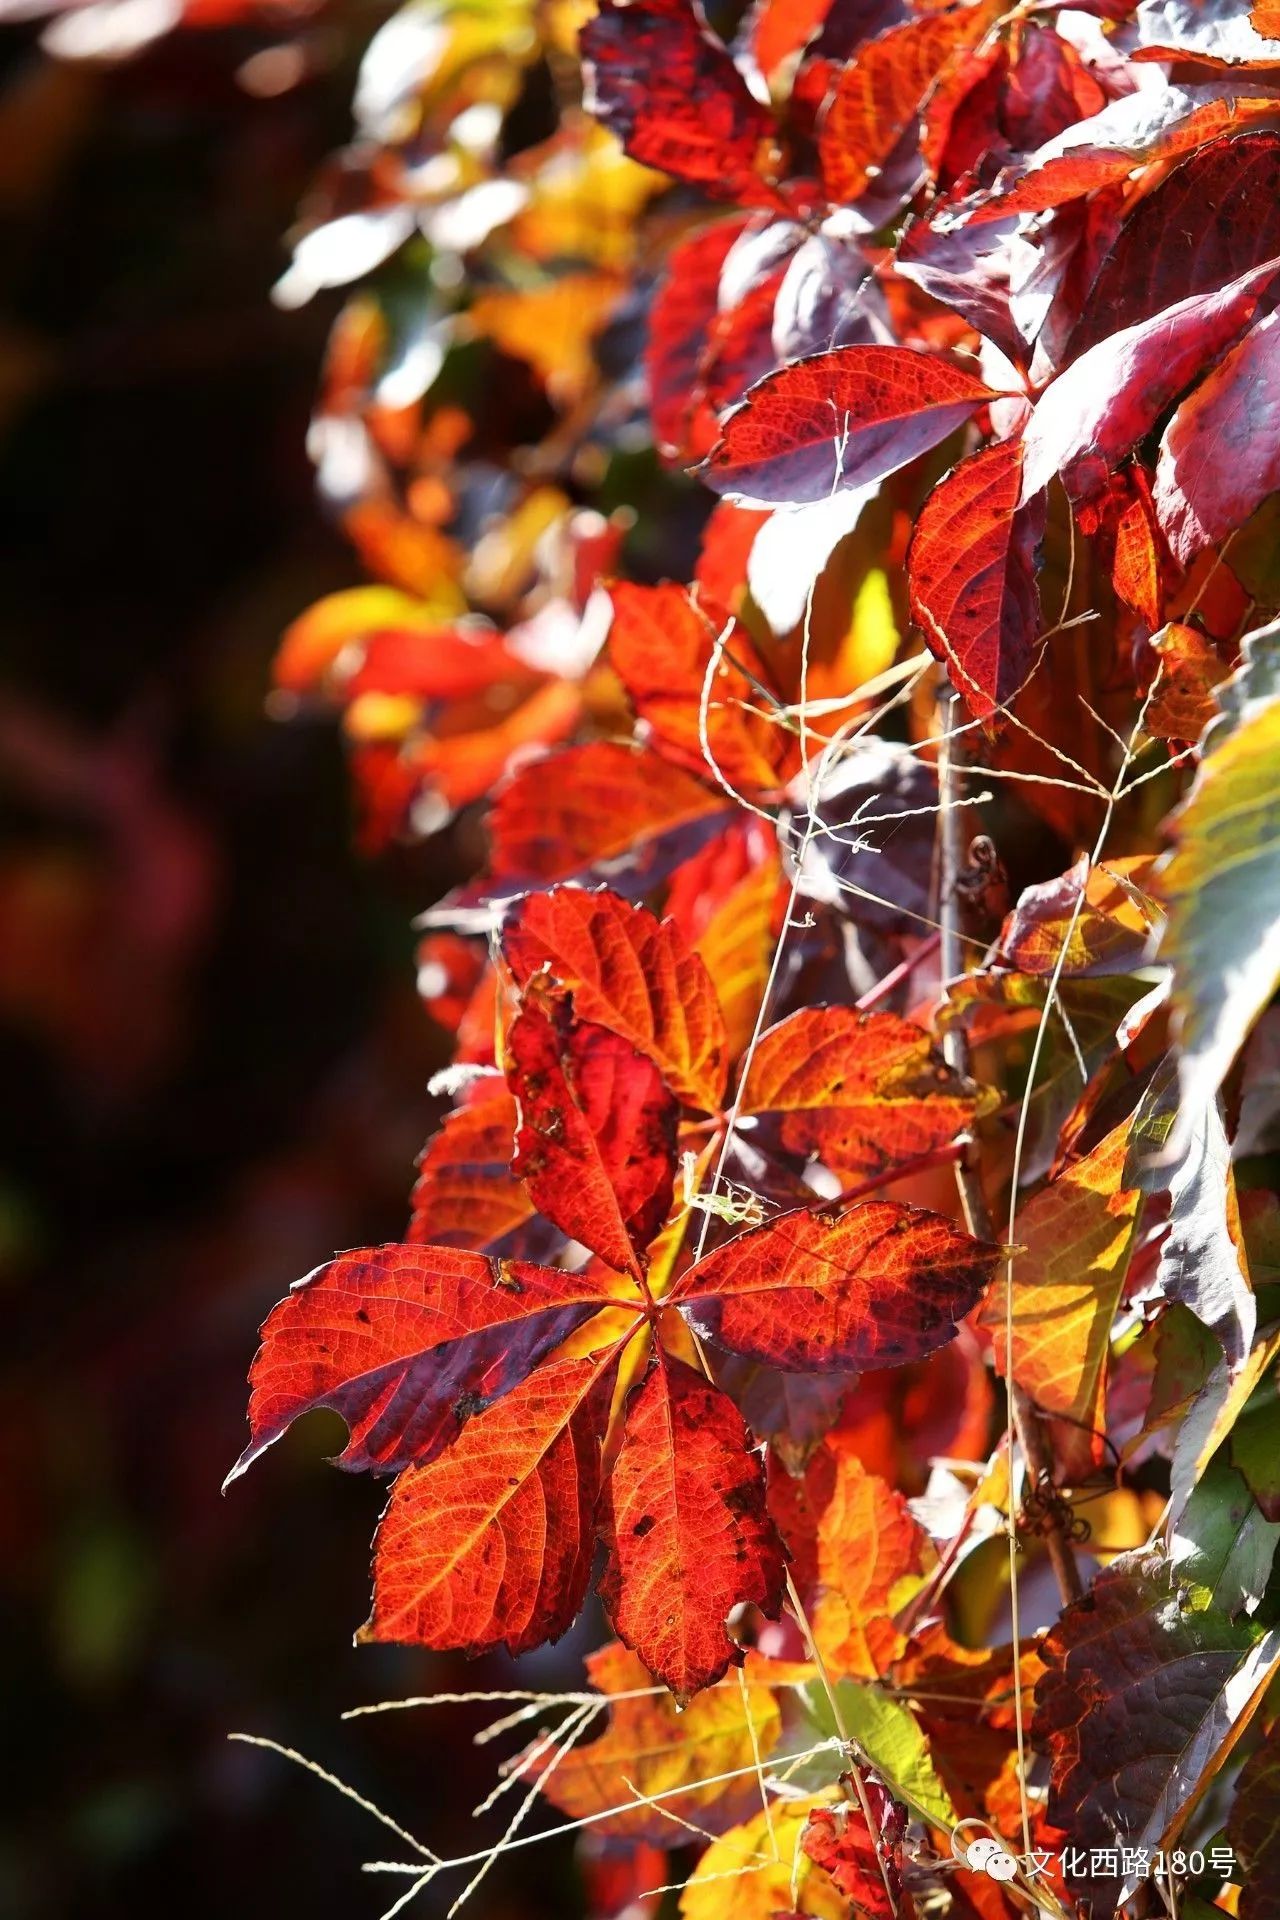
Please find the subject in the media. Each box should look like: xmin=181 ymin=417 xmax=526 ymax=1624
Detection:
xmin=539 ymin=1640 xmax=783 ymax=1841
xmin=408 ymin=1090 xmax=550 ymax=1257
xmin=489 ymin=741 xmax=729 ymax=887
xmin=666 ymin=820 xmax=783 ymax=1064
xmin=676 ymin=1203 xmax=1000 ymax=1372
xmin=819 ymin=2 xmax=1002 ymax=203
xmin=740 ymin=1005 xmax=988 ymax=1179
xmin=608 ymin=581 xmax=798 ymax=795
xmin=599 ymin=1352 xmax=785 ymax=1699
xmin=771 ymin=1444 xmax=929 ymax=1679
xmin=979 ymin=1123 xmax=1141 ymax=1479
xmin=1146 ymin=622 xmax=1231 ymax=744
xmin=360 ymin=1347 xmax=616 ymax=1655
xmin=504 ymin=883 xmax=729 ymax=1110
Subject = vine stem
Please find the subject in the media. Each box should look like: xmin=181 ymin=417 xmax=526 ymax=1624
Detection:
xmin=935 ymin=689 xmax=1084 ymax=1611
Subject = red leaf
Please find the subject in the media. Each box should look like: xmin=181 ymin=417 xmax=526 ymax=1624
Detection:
xmin=598 ymin=1351 xmax=785 ymax=1699
xmin=488 ymin=742 xmax=729 ymax=889
xmin=504 ymin=884 xmax=729 ymax=1111
xmin=508 ymin=1004 xmax=680 ymax=1280
xmin=228 ymin=1244 xmax=614 ymax=1481
xmin=665 ymin=819 xmax=782 ymax=1063
xmin=694 ymin=500 xmax=772 ymax=606
xmin=801 ymin=1793 xmax=906 ymax=1920
xmin=408 ymin=1091 xmax=552 ymax=1259
xmin=607 ymin=580 xmax=797 ymax=796
xmin=818 ymin=2 xmax=1001 ymax=204
xmin=647 ymin=218 xmax=751 ymax=463
xmin=581 ymin=0 xmax=781 ymax=206
xmin=751 ymin=0 xmax=833 ymax=79
xmin=739 ymin=1005 xmax=987 ymax=1178
xmin=954 ymin=83 xmax=1280 ymax=225
xmin=1069 ymin=131 xmax=1280 ymax=358
xmin=674 ymin=1202 xmax=999 ymax=1371
xmin=1111 ymin=466 xmax=1165 ymax=629
xmin=703 ymin=345 xmax=1001 ymax=505
xmin=908 ymin=436 xmax=1045 ymax=721
xmin=1021 ymin=255 xmax=1280 ymax=503
xmin=1154 ymin=309 xmax=1280 ymax=564
xmin=360 ymin=1348 xmax=616 ymax=1656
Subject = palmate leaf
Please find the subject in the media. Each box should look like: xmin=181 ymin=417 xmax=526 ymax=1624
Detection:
xmin=599 ymin=1350 xmax=786 ymax=1700
xmin=1035 ymin=1550 xmax=1280 ymax=1914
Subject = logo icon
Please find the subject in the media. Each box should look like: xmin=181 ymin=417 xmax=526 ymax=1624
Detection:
xmin=964 ymin=1835 xmax=1019 ymax=1882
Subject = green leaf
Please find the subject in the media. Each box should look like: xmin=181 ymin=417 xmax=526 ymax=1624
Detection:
xmin=1172 ymin=1456 xmax=1280 ymax=1618
xmin=1160 ymin=620 xmax=1280 ymax=1158
xmin=797 ymin=1678 xmax=958 ymax=1831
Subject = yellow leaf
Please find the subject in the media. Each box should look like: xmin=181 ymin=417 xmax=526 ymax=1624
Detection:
xmin=538 ymin=1642 xmax=783 ymax=1842
xmin=680 ymin=1796 xmax=847 ymax=1920
xmin=980 ymin=1122 xmax=1141 ymax=1480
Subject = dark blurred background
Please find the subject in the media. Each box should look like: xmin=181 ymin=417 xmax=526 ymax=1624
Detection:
xmin=0 ymin=22 xmax=593 ymax=1917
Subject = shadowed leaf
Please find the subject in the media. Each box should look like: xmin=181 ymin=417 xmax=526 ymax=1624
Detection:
xmin=229 ymin=1244 xmax=614 ymax=1481
xmin=1035 ymin=1550 xmax=1280 ymax=1914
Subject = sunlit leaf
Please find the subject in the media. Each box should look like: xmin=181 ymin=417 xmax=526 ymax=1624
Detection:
xmin=599 ymin=1352 xmax=786 ymax=1699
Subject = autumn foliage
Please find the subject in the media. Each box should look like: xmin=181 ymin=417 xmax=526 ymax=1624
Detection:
xmin=127 ymin=0 xmax=1280 ymax=1910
